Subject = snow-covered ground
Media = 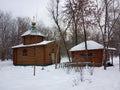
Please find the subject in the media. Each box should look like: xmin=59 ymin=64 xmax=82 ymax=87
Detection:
xmin=0 ymin=57 xmax=120 ymax=90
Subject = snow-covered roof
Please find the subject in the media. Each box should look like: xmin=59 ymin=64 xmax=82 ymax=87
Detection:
xmin=21 ymin=29 xmax=45 ymax=37
xmin=107 ymin=48 xmax=116 ymax=51
xmin=12 ymin=40 xmax=54 ymax=48
xmin=70 ymin=40 xmax=104 ymax=51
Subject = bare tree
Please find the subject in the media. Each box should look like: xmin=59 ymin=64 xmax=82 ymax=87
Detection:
xmin=48 ymin=0 xmax=71 ymax=62
xmin=15 ymin=17 xmax=30 ymax=44
xmin=64 ymin=0 xmax=96 ymax=45
xmin=110 ymin=17 xmax=120 ymax=54
xmin=94 ymin=0 xmax=120 ymax=70
xmin=0 ymin=11 xmax=12 ymax=60
xmin=64 ymin=0 xmax=80 ymax=45
xmin=0 ymin=10 xmax=31 ymax=60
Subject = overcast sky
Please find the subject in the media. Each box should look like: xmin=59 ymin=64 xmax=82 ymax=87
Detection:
xmin=0 ymin=0 xmax=53 ymax=27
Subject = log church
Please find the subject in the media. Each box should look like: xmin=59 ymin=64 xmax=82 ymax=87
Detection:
xmin=12 ymin=21 xmax=60 ymax=65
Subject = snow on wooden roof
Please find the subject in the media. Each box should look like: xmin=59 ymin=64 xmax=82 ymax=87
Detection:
xmin=107 ymin=48 xmax=116 ymax=51
xmin=12 ymin=40 xmax=54 ymax=48
xmin=21 ymin=29 xmax=45 ymax=37
xmin=70 ymin=40 xmax=104 ymax=51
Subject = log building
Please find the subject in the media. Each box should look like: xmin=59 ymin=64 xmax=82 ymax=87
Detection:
xmin=70 ymin=40 xmax=115 ymax=66
xmin=12 ymin=21 xmax=60 ymax=65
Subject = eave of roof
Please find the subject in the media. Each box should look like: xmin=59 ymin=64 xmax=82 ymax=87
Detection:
xmin=70 ymin=40 xmax=116 ymax=52
xmin=21 ymin=29 xmax=45 ymax=37
xmin=12 ymin=40 xmax=54 ymax=49
xmin=70 ymin=40 xmax=104 ymax=51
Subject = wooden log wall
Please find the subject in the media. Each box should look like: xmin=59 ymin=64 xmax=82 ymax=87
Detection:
xmin=71 ymin=49 xmax=103 ymax=66
xmin=23 ymin=35 xmax=44 ymax=45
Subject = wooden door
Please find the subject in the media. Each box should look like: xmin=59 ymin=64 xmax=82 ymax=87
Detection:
xmin=51 ymin=53 xmax=55 ymax=64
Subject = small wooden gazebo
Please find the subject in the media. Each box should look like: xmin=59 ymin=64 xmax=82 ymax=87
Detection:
xmin=70 ymin=40 xmax=116 ymax=66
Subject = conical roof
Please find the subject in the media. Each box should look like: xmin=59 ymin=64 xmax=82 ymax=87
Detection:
xmin=70 ymin=40 xmax=104 ymax=51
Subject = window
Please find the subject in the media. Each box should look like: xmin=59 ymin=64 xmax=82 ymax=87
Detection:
xmin=88 ymin=53 xmax=96 ymax=57
xmin=80 ymin=52 xmax=96 ymax=57
xmin=23 ymin=49 xmax=28 ymax=56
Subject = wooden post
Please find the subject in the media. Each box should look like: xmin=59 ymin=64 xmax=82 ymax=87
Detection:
xmin=111 ymin=52 xmax=113 ymax=65
xmin=33 ymin=47 xmax=36 ymax=76
xmin=119 ymin=52 xmax=120 ymax=71
xmin=118 ymin=43 xmax=120 ymax=71
xmin=34 ymin=65 xmax=36 ymax=76
xmin=55 ymin=41 xmax=60 ymax=69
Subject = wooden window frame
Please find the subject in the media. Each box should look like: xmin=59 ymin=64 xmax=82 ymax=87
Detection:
xmin=80 ymin=52 xmax=96 ymax=57
xmin=23 ymin=49 xmax=28 ymax=56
